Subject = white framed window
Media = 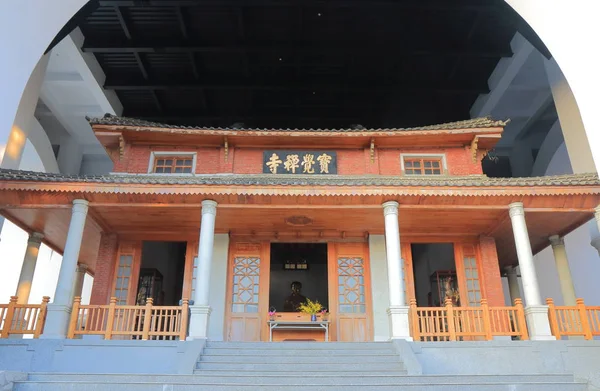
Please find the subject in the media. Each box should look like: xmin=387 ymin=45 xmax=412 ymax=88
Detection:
xmin=400 ymin=153 xmax=447 ymax=176
xmin=148 ymin=151 xmax=197 ymax=174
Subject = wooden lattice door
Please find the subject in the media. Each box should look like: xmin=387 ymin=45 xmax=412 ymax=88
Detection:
xmin=225 ymin=242 xmax=270 ymax=341
xmin=111 ymin=241 xmax=142 ymax=305
xmin=328 ymin=242 xmax=373 ymax=342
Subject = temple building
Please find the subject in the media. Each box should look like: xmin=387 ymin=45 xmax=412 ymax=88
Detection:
xmin=2 ymin=114 xmax=600 ymax=345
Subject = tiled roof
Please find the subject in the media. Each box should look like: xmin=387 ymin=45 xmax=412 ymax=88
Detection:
xmin=88 ymin=114 xmax=509 ymax=133
xmin=0 ymin=169 xmax=597 ymax=188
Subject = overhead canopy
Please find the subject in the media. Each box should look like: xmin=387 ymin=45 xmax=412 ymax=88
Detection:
xmin=0 ymin=169 xmax=599 ymax=273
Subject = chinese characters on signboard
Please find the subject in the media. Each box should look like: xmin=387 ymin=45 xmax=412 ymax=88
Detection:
xmin=263 ymin=151 xmax=337 ymax=175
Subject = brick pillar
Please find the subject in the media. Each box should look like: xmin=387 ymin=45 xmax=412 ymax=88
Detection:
xmin=479 ymin=236 xmax=505 ymax=307
xmin=89 ymin=233 xmax=118 ymax=305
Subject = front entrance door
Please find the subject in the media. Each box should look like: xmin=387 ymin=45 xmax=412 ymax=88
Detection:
xmin=328 ymin=242 xmax=373 ymax=342
xmin=224 ymin=241 xmax=270 ymax=341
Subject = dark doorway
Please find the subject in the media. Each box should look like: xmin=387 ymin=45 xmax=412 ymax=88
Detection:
xmin=411 ymin=243 xmax=457 ymax=307
xmin=269 ymin=243 xmax=329 ymax=312
xmin=137 ymin=241 xmax=186 ymax=306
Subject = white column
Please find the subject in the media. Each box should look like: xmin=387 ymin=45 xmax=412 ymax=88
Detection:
xmin=549 ymin=235 xmax=577 ymax=306
xmin=189 ymin=200 xmax=217 ymax=339
xmin=382 ymin=201 xmax=411 ymax=340
xmin=15 ymin=232 xmax=44 ymax=304
xmin=42 ymin=199 xmax=89 ymax=338
xmin=593 ymin=207 xmax=600 ymax=257
xmin=73 ymin=264 xmax=88 ymax=300
xmin=504 ymin=266 xmax=521 ymax=305
xmin=508 ymin=202 xmax=554 ymax=340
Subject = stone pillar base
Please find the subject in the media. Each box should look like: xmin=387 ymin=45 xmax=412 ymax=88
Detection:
xmin=387 ymin=306 xmax=412 ymax=341
xmin=524 ymin=305 xmax=556 ymax=341
xmin=188 ymin=305 xmax=212 ymax=340
xmin=40 ymin=304 xmax=72 ymax=339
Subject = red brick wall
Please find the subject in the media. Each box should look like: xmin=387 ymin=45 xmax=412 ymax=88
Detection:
xmin=114 ymin=143 xmax=483 ymax=176
xmin=233 ymin=148 xmax=263 ymax=174
xmin=89 ymin=233 xmax=118 ymax=305
xmin=479 ymin=236 xmax=505 ymax=307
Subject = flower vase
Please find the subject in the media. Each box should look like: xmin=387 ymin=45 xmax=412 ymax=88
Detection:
xmin=311 ymin=314 xmax=317 ymax=322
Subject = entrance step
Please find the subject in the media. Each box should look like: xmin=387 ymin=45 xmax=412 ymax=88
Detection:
xmin=25 ymin=373 xmax=578 ymax=386
xmin=15 ymin=380 xmax=588 ymax=391
xmin=199 ymin=353 xmax=401 ymax=363
xmin=14 ymin=342 xmax=587 ymax=391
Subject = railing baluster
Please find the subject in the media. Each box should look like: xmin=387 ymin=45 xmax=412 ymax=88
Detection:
xmin=577 ymin=298 xmax=592 ymax=340
xmin=180 ymin=299 xmax=189 ymax=341
xmin=1 ymin=297 xmax=18 ymax=339
xmin=105 ymin=297 xmax=117 ymax=340
xmin=67 ymin=297 xmax=81 ymax=338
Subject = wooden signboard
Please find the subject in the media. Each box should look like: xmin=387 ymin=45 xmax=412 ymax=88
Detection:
xmin=263 ymin=151 xmax=337 ymax=174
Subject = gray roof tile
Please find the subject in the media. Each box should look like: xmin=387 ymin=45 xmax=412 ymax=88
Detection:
xmin=0 ymin=169 xmax=598 ymax=188
xmin=88 ymin=114 xmax=509 ymax=133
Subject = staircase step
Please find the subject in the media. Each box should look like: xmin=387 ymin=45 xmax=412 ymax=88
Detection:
xmin=26 ymin=373 xmax=576 ymax=386
xmin=200 ymin=354 xmax=400 ymax=363
xmin=202 ymin=347 xmax=397 ymax=356
xmin=205 ymin=341 xmax=392 ymax=350
xmin=195 ymin=361 xmax=405 ymax=371
xmin=14 ymin=381 xmax=588 ymax=391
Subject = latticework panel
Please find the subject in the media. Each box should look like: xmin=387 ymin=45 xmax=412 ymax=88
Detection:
xmin=114 ymin=254 xmax=132 ymax=305
xmin=231 ymin=257 xmax=261 ymax=313
xmin=463 ymin=254 xmax=481 ymax=306
xmin=337 ymin=257 xmax=366 ymax=313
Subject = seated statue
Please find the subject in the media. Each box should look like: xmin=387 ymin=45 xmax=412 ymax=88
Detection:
xmin=283 ymin=281 xmax=307 ymax=312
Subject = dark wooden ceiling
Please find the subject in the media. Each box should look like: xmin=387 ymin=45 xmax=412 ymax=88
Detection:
xmin=75 ymin=0 xmax=533 ymax=129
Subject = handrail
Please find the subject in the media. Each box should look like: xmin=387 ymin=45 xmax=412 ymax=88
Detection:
xmin=67 ymin=297 xmax=189 ymax=340
xmin=547 ymin=298 xmax=600 ymax=340
xmin=0 ymin=296 xmax=50 ymax=338
xmin=409 ymin=298 xmax=528 ymax=341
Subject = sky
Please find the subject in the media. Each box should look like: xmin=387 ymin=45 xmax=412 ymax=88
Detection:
xmin=0 ymin=139 xmax=92 ymax=304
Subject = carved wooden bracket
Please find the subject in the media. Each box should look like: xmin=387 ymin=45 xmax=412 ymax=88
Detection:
xmin=370 ymin=138 xmax=375 ymax=163
xmin=118 ymin=135 xmax=125 ymax=160
xmin=224 ymin=137 xmax=229 ymax=162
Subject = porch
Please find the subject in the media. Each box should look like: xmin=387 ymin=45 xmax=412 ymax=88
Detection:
xmin=1 ymin=171 xmax=600 ymax=342
xmin=3 ymin=295 xmax=600 ymax=342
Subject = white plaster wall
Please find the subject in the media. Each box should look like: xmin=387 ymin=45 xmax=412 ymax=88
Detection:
xmin=505 ymin=1 xmax=600 ymax=175
xmin=503 ymin=143 xmax=600 ymax=306
xmin=0 ymin=138 xmax=92 ymax=305
xmin=207 ymin=234 xmax=229 ymax=341
xmin=369 ymin=235 xmax=391 ymax=341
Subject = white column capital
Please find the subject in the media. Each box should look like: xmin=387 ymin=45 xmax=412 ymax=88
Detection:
xmin=504 ymin=266 xmax=517 ymax=276
xmin=76 ymin=264 xmax=88 ymax=274
xmin=72 ymin=199 xmax=89 ymax=213
xmin=508 ymin=202 xmax=524 ymax=217
xmin=27 ymin=232 xmax=44 ymax=245
xmin=382 ymin=201 xmax=399 ymax=216
xmin=549 ymin=235 xmax=565 ymax=247
xmin=201 ymin=200 xmax=218 ymax=215
xmin=591 ymin=237 xmax=600 ymax=252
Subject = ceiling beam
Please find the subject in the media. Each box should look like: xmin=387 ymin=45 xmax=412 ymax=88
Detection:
xmin=82 ymin=42 xmax=512 ymax=58
xmin=104 ymin=80 xmax=487 ymax=94
xmin=98 ymin=1 xmax=501 ymax=11
xmin=114 ymin=6 xmax=132 ymax=40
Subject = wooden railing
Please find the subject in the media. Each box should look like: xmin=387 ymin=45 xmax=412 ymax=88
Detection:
xmin=0 ymin=296 xmax=50 ymax=338
xmin=67 ymin=297 xmax=189 ymax=340
xmin=547 ymin=298 xmax=600 ymax=340
xmin=409 ymin=298 xmax=528 ymax=341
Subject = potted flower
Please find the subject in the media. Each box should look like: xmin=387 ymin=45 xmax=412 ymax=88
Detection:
xmin=298 ymin=298 xmax=323 ymax=322
xmin=320 ymin=309 xmax=329 ymax=321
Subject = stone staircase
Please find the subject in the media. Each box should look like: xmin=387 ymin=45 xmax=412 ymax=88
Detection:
xmin=13 ymin=341 xmax=588 ymax=390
